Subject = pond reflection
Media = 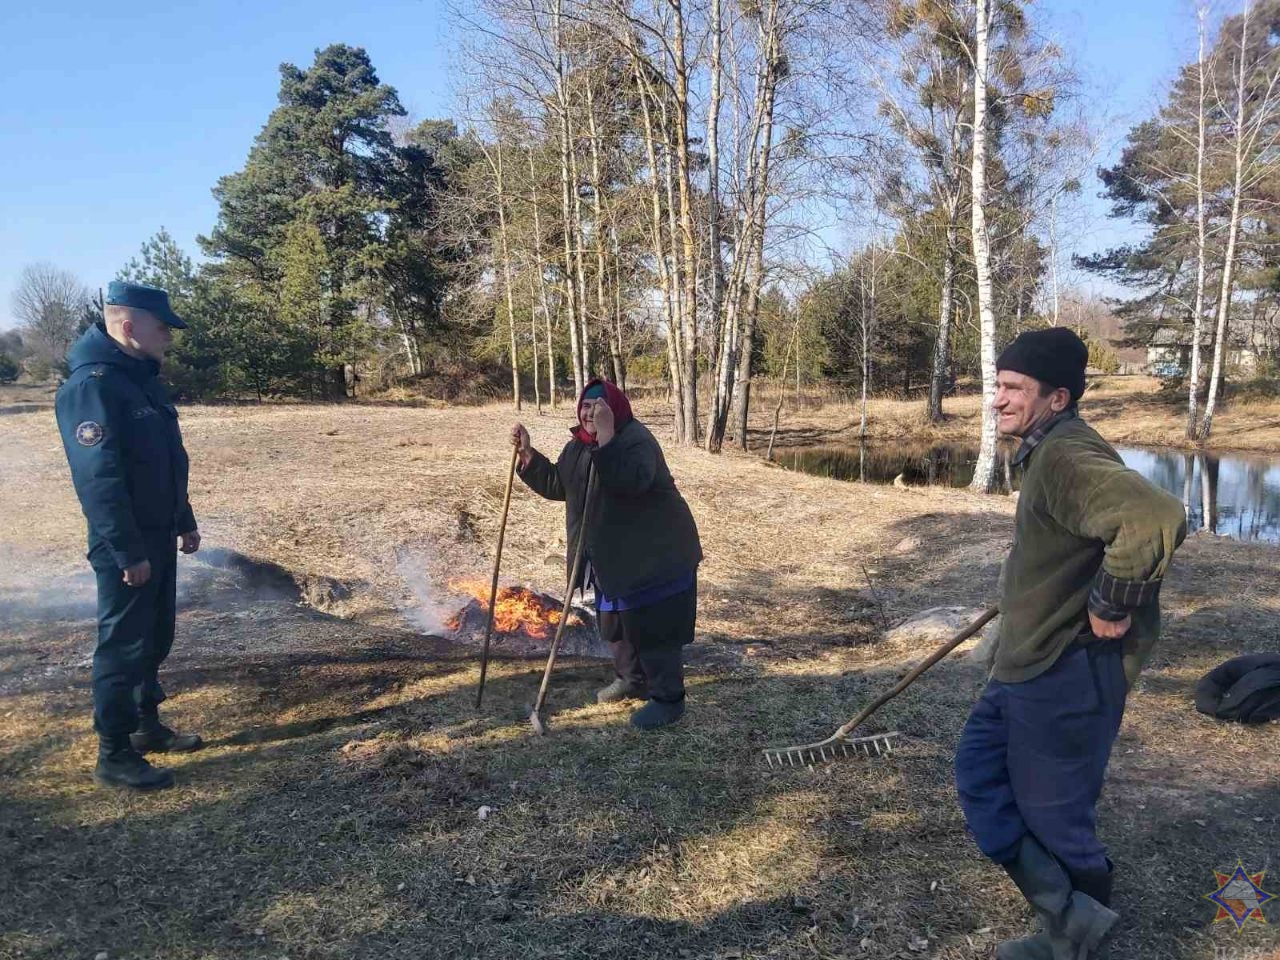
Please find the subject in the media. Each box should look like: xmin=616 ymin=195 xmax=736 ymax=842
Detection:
xmin=771 ymin=442 xmax=1280 ymax=543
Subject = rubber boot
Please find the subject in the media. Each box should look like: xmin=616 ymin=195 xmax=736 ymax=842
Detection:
xmin=629 ymin=698 xmax=685 ymax=730
xmin=998 ymin=835 xmax=1117 ymax=960
xmin=130 ymin=718 xmax=204 ymax=754
xmin=94 ymin=742 xmax=175 ymax=791
xmin=1069 ymin=861 xmax=1114 ymax=908
xmin=596 ymin=678 xmax=648 ymax=704
xmin=996 ymin=927 xmax=1053 ymax=960
xmin=999 ymin=860 xmax=1115 ymax=959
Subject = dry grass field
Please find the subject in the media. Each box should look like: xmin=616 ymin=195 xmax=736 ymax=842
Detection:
xmin=1 ymin=378 xmax=1277 ymax=960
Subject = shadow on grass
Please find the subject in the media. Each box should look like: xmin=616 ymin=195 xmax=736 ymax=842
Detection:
xmin=0 ymin=640 xmax=1004 ymax=960
xmin=4 ymin=641 xmax=1272 ymax=959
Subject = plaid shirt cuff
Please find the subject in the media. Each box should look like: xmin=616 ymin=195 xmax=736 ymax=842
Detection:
xmin=1088 ymin=569 xmax=1163 ymax=621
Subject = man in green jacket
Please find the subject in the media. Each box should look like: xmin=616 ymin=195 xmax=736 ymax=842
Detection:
xmin=954 ymin=328 xmax=1187 ymax=959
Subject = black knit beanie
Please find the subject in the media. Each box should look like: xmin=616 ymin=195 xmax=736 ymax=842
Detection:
xmin=996 ymin=327 xmax=1089 ymax=402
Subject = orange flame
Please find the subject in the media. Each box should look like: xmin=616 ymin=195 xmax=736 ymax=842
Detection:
xmin=446 ymin=579 xmax=575 ymax=639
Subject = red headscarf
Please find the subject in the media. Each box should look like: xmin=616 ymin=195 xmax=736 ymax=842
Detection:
xmin=573 ymin=378 xmax=634 ymax=445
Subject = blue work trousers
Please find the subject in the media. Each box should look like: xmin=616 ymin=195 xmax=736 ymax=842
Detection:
xmin=954 ymin=641 xmax=1128 ymax=876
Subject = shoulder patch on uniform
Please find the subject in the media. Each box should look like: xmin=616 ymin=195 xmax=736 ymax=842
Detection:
xmin=75 ymin=421 xmax=104 ymax=446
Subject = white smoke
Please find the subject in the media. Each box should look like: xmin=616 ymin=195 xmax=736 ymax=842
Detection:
xmin=0 ymin=545 xmax=97 ymax=622
xmin=395 ymin=548 xmax=459 ymax=636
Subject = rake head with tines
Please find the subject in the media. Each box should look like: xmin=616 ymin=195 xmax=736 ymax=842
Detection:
xmin=765 ymin=730 xmax=901 ymax=768
xmin=762 ymin=605 xmax=999 ymax=767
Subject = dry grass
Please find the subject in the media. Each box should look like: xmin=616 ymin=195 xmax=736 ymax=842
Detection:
xmin=1 ymin=383 xmax=1278 ymax=960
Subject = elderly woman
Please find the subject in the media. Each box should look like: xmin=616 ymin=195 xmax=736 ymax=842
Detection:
xmin=511 ymin=379 xmax=702 ymax=729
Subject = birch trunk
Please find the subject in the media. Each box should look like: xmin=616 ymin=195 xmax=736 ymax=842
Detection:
xmin=527 ymin=146 xmax=556 ymax=408
xmin=703 ymin=0 xmax=730 ymax=450
xmin=968 ymin=0 xmax=1001 ymax=494
xmin=567 ymin=109 xmax=591 ymax=383
xmin=861 ymin=248 xmax=878 ymax=440
xmin=1050 ymin=193 xmax=1061 ymax=325
xmin=488 ymin=139 xmax=522 ymax=411
xmin=1187 ymin=4 xmax=1211 ymax=439
xmin=730 ymin=0 xmax=782 ymax=449
xmin=927 ymin=216 xmax=958 ymax=421
xmin=659 ymin=97 xmax=690 ymax=436
xmin=633 ymin=56 xmax=685 ymax=441
xmin=1200 ymin=0 xmax=1252 ymax=443
xmin=553 ymin=0 xmax=584 ymax=396
xmin=671 ymin=0 xmax=700 ymax=444
xmin=585 ymin=83 xmax=623 ymax=386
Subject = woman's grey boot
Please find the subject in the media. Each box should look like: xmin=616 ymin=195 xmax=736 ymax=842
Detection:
xmin=596 ymin=678 xmax=647 ymax=703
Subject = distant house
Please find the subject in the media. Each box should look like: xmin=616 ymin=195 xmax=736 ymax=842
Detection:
xmin=1108 ymin=342 xmax=1148 ymax=375
xmin=1146 ymin=326 xmax=1257 ymax=377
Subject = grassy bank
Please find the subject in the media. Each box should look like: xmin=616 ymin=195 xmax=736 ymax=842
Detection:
xmin=743 ymin=375 xmax=1280 ymax=456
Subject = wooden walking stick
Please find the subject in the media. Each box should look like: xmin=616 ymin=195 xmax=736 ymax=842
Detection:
xmin=529 ymin=464 xmax=597 ymax=735
xmin=763 ymin=605 xmax=999 ymax=767
xmin=475 ymin=446 xmax=519 ymax=709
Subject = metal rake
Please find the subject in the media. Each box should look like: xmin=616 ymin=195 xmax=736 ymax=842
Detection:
xmin=763 ymin=605 xmax=999 ymax=767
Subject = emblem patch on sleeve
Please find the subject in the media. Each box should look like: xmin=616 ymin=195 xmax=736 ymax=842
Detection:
xmin=75 ymin=421 xmax=104 ymax=446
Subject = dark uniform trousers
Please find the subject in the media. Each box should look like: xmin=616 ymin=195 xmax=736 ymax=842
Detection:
xmin=954 ymin=640 xmax=1128 ymax=880
xmin=90 ymin=529 xmax=178 ymax=744
xmin=598 ymin=585 xmax=696 ymax=703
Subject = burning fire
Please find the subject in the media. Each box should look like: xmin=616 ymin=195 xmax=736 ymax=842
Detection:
xmin=445 ymin=579 xmax=577 ymax=639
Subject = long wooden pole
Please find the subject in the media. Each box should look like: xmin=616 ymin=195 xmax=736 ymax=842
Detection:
xmin=475 ymin=447 xmax=519 ymax=708
xmin=530 ymin=464 xmax=596 ymax=734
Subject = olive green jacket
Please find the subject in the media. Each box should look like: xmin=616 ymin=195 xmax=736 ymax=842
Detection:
xmin=995 ymin=416 xmax=1188 ymax=686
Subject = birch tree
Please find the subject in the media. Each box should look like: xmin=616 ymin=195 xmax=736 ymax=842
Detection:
xmin=1199 ymin=0 xmax=1280 ymax=441
xmin=1187 ymin=3 xmax=1213 ymax=439
xmin=476 ymin=107 xmax=523 ymax=410
xmin=968 ymin=0 xmax=1001 ymax=494
xmin=870 ymin=0 xmax=975 ymax=423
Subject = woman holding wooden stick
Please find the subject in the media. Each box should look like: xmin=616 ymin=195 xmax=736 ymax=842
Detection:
xmin=512 ymin=379 xmax=702 ymax=730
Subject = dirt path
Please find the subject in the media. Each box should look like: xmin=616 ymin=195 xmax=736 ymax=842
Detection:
xmin=1 ymin=396 xmax=1277 ymax=960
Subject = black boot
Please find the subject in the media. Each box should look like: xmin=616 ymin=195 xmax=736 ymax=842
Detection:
xmin=130 ymin=719 xmax=203 ymax=754
xmin=998 ymin=835 xmax=1117 ymax=960
xmin=95 ymin=743 xmax=175 ymax=791
xmin=999 ymin=859 xmax=1116 ymax=959
xmin=1069 ymin=861 xmax=1114 ymax=908
xmin=630 ymin=697 xmax=685 ymax=730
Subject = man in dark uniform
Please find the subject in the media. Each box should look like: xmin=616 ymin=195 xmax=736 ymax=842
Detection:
xmin=953 ymin=328 xmax=1187 ymax=958
xmin=55 ymin=281 xmax=204 ymax=791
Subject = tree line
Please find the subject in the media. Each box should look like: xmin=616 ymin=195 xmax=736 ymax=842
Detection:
xmin=7 ymin=1 xmax=1274 ymax=478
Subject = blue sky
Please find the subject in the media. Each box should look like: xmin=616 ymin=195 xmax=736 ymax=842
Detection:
xmin=0 ymin=0 xmax=1196 ymax=329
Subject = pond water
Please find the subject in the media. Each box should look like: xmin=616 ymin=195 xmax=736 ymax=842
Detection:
xmin=771 ymin=441 xmax=1280 ymax=543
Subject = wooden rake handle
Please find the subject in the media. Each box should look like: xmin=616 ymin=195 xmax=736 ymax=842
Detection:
xmin=828 ymin=605 xmax=1000 ymax=741
xmin=475 ymin=446 xmax=520 ymax=709
xmin=771 ymin=605 xmax=1001 ymax=760
xmin=531 ymin=464 xmax=597 ymax=717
